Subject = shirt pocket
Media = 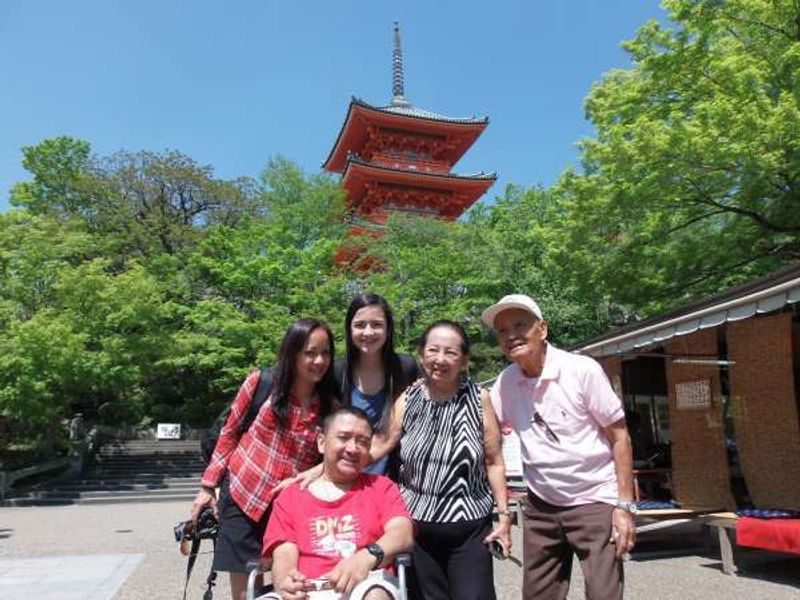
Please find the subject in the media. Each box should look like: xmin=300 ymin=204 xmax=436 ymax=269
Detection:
xmin=542 ymin=405 xmax=586 ymax=438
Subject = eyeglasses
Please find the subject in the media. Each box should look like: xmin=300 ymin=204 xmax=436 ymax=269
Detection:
xmin=532 ymin=411 xmax=560 ymax=444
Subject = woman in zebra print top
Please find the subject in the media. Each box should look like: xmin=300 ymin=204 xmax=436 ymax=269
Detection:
xmin=370 ymin=320 xmax=512 ymax=600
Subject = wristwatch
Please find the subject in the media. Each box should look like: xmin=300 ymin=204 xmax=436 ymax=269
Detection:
xmin=365 ymin=543 xmax=385 ymax=567
xmin=615 ymin=500 xmax=639 ymax=514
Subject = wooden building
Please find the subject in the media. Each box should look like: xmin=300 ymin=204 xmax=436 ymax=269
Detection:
xmin=575 ymin=266 xmax=800 ymax=511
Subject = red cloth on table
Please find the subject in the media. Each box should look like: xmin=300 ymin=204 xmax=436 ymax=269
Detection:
xmin=736 ymin=517 xmax=800 ymax=556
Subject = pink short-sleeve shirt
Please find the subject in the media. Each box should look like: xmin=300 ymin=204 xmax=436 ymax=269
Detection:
xmin=490 ymin=344 xmax=624 ymax=507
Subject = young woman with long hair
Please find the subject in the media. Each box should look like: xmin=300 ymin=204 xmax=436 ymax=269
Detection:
xmin=190 ymin=318 xmax=339 ymax=600
xmin=335 ymin=293 xmax=420 ymax=475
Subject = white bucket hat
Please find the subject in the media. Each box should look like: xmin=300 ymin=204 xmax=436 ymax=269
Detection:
xmin=481 ymin=294 xmax=543 ymax=329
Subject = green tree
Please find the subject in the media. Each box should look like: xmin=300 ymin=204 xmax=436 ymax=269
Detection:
xmin=555 ymin=0 xmax=800 ymax=315
xmin=9 ymin=136 xmax=93 ymax=217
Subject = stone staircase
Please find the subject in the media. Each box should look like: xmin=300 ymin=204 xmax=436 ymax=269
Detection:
xmin=2 ymin=439 xmax=205 ymax=506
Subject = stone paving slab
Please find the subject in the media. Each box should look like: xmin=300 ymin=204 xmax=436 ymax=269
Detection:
xmin=0 ymin=553 xmax=143 ymax=599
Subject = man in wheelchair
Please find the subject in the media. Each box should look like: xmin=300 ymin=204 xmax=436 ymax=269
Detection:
xmin=260 ymin=406 xmax=414 ymax=600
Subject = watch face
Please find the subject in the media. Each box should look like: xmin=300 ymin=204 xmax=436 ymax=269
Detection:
xmin=366 ymin=543 xmax=384 ymax=563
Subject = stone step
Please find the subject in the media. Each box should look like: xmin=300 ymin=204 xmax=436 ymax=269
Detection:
xmin=85 ymin=468 xmax=203 ymax=479
xmin=101 ymin=439 xmax=201 ymax=446
xmin=89 ymin=462 xmax=205 ymax=471
xmin=98 ymin=448 xmax=202 ymax=457
xmin=45 ymin=481 xmax=200 ymax=493
xmin=95 ymin=453 xmax=203 ymax=462
xmin=1 ymin=491 xmax=196 ymax=507
xmin=1 ymin=439 xmax=207 ymax=507
xmin=74 ymin=475 xmax=200 ymax=485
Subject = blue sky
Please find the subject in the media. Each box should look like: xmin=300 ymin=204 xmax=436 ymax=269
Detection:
xmin=0 ymin=1 xmax=667 ymax=213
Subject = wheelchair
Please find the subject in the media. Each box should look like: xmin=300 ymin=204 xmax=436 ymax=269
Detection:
xmin=246 ymin=553 xmax=411 ymax=600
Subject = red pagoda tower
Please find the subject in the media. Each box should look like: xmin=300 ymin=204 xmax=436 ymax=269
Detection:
xmin=323 ymin=23 xmax=496 ymax=236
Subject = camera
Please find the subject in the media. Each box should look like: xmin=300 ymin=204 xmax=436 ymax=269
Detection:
xmin=174 ymin=507 xmax=219 ymax=543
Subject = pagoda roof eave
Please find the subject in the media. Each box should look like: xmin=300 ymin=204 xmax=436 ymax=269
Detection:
xmin=351 ymin=97 xmax=489 ymax=125
xmin=323 ymin=97 xmax=490 ymax=172
xmin=343 ymin=156 xmax=498 ymax=188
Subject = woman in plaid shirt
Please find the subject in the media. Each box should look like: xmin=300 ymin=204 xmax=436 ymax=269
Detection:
xmin=191 ymin=318 xmax=340 ymax=599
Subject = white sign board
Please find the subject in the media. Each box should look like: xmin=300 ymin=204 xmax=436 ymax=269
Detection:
xmin=501 ymin=428 xmax=524 ymax=478
xmin=157 ymin=423 xmax=182 ymax=439
xmin=675 ymin=380 xmax=711 ymax=410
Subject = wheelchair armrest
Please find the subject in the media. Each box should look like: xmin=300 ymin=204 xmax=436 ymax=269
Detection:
xmin=246 ymin=558 xmax=273 ymax=600
xmin=246 ymin=557 xmax=272 ymax=573
xmin=395 ymin=552 xmax=412 ymax=600
xmin=395 ymin=552 xmax=412 ymax=567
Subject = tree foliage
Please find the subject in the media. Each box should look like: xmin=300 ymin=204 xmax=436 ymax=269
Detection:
xmin=554 ymin=0 xmax=800 ymax=314
xmin=0 ymin=141 xmax=349 ymax=434
xmin=4 ymin=1 xmax=799 ymax=439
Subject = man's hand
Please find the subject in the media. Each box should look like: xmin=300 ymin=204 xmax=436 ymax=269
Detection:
xmin=610 ymin=508 xmax=636 ymax=557
xmin=326 ymin=549 xmax=376 ymax=594
xmin=190 ymin=486 xmax=217 ymax=523
xmin=276 ymin=568 xmax=310 ymax=600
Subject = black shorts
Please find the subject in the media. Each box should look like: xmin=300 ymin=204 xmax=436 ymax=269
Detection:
xmin=212 ymin=475 xmax=271 ymax=573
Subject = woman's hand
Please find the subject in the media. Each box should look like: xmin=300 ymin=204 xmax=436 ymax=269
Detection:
xmin=483 ymin=515 xmax=513 ymax=557
xmin=272 ymin=475 xmax=299 ymax=495
xmin=295 ymin=463 xmax=324 ymax=490
xmin=190 ymin=486 xmax=218 ymax=523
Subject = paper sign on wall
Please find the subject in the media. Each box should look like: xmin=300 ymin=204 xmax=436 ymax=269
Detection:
xmin=675 ymin=380 xmax=711 ymax=410
xmin=157 ymin=423 xmax=182 ymax=439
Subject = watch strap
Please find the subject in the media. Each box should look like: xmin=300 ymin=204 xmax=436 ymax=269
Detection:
xmin=365 ymin=542 xmax=384 ymax=567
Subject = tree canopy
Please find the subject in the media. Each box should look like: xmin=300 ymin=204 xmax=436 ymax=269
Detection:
xmin=553 ymin=0 xmax=800 ymax=315
xmin=2 ymin=1 xmax=798 ymax=442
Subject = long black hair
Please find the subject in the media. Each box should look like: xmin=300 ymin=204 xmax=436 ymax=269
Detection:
xmin=343 ymin=293 xmax=405 ymax=431
xmin=271 ymin=318 xmax=339 ymax=427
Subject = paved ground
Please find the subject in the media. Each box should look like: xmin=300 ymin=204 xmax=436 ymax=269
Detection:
xmin=0 ymin=501 xmax=798 ymax=599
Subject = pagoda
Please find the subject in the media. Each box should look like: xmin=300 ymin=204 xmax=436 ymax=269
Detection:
xmin=323 ymin=23 xmax=496 ymax=236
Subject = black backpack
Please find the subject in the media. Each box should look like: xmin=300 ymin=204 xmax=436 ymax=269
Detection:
xmin=200 ymin=367 xmax=274 ymax=464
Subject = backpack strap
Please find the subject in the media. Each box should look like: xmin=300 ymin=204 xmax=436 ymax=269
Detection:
xmin=238 ymin=367 xmax=274 ymax=436
xmin=333 ymin=359 xmax=348 ymax=403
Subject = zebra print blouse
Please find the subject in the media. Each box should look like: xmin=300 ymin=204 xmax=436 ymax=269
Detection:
xmin=399 ymin=379 xmax=493 ymax=523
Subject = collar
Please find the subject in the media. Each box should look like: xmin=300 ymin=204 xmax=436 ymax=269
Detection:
xmin=514 ymin=342 xmax=561 ymax=385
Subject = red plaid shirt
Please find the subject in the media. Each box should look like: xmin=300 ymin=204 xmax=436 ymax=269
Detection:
xmin=202 ymin=370 xmax=322 ymax=521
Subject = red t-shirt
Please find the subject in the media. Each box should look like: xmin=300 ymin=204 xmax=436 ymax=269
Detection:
xmin=263 ymin=474 xmax=410 ymax=579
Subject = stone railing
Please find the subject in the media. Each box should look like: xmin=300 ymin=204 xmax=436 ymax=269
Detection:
xmin=0 ymin=429 xmax=98 ymax=499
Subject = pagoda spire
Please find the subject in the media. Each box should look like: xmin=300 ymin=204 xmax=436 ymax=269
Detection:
xmin=392 ymin=22 xmax=410 ymax=107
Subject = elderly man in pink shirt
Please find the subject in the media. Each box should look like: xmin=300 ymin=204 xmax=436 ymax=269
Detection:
xmin=483 ymin=294 xmax=636 ymax=600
